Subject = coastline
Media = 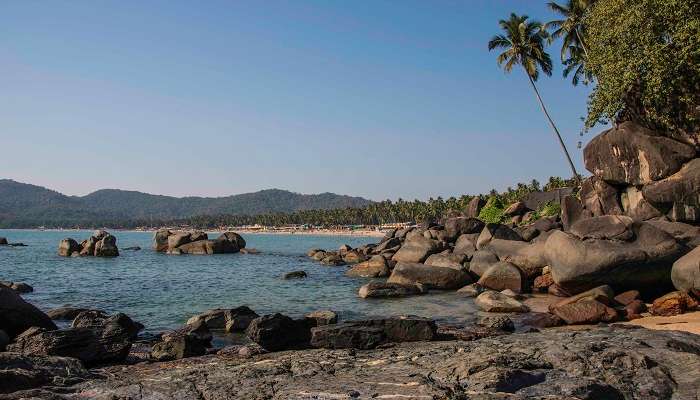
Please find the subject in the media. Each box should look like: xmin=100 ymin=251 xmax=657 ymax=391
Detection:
xmin=0 ymin=228 xmax=386 ymax=238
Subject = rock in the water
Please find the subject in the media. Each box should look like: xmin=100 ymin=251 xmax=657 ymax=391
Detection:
xmin=475 ymin=291 xmax=529 ymax=313
xmin=151 ymin=321 xmax=212 ymax=361
xmin=345 ymin=255 xmax=390 ymax=278
xmin=342 ymin=250 xmax=366 ymax=264
xmin=310 ymin=316 xmax=436 ymax=349
xmin=0 ymin=286 xmax=56 ymax=339
xmin=477 ymin=262 xmax=526 ymax=293
xmin=387 ymin=262 xmax=472 ymax=290
xmin=0 ymin=237 xmax=7 ymax=245
xmin=187 ymin=306 xmax=259 ymax=333
xmin=320 ymin=253 xmax=345 ymax=266
xmin=58 ymin=238 xmax=80 ymax=257
xmin=307 ymin=248 xmax=323 ymax=257
xmin=545 ymin=220 xmax=685 ymax=296
xmin=284 ymin=270 xmax=308 ymax=279
xmin=672 ymin=246 xmax=700 ymax=295
xmin=583 ymin=121 xmax=696 ymax=185
xmin=153 ymin=229 xmax=173 ymax=252
xmin=0 ymin=352 xmax=89 ymax=395
xmin=391 ymin=235 xmax=440 ymax=263
xmin=245 ymin=313 xmax=313 ymax=351
xmin=46 ymin=306 xmax=99 ymax=321
xmin=650 ymin=291 xmax=699 ymax=316
xmin=72 ymin=311 xmax=142 ymax=340
xmin=0 ymin=281 xmax=33 ymax=294
xmin=218 ymin=231 xmax=246 ymax=249
xmin=551 ymin=299 xmax=618 ymax=325
xmin=94 ymin=234 xmax=119 ymax=257
xmin=358 ymin=281 xmax=426 ymax=298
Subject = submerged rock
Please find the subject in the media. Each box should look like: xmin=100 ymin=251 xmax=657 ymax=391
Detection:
xmin=283 ymin=270 xmax=308 ymax=279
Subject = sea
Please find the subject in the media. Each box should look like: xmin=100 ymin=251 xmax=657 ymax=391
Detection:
xmin=0 ymin=230 xmax=478 ymax=335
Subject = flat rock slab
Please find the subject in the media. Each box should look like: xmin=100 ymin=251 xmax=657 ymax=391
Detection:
xmin=52 ymin=326 xmax=700 ymax=400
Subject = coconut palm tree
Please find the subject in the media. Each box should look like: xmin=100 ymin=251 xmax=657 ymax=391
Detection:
xmin=546 ymin=0 xmax=594 ymax=85
xmin=488 ymin=13 xmax=580 ymax=183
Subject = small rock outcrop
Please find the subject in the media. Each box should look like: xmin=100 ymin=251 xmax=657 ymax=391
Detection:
xmin=186 ymin=306 xmax=259 ymax=333
xmin=151 ymin=321 xmax=212 ymax=361
xmin=153 ymin=230 xmax=247 ymax=255
xmin=58 ymin=230 xmax=119 ymax=257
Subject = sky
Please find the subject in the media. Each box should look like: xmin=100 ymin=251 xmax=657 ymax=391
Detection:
xmin=0 ymin=0 xmax=598 ymax=201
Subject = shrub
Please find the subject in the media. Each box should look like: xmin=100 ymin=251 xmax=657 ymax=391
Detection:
xmin=478 ymin=197 xmax=505 ymax=224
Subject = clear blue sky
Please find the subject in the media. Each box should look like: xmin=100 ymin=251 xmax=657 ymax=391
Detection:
xmin=1 ymin=0 xmax=597 ymax=201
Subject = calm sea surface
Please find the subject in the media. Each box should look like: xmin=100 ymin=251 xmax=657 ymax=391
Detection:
xmin=0 ymin=230 xmax=478 ymax=333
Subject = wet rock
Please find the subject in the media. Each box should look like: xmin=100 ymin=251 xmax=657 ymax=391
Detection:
xmin=650 ymin=291 xmax=699 ymax=316
xmin=477 ymin=262 xmax=526 ymax=293
xmin=0 ymin=281 xmax=33 ymax=294
xmin=94 ymin=234 xmax=119 ymax=257
xmin=46 ymin=306 xmax=99 ymax=321
xmin=345 ymin=255 xmax=389 ymax=278
xmin=342 ymin=250 xmax=367 ymax=264
xmin=245 ymin=313 xmax=313 ymax=351
xmin=311 ymin=250 xmax=327 ymax=261
xmin=240 ymin=248 xmax=260 ymax=254
xmin=387 ymin=262 xmax=472 ymax=290
xmin=58 ymin=238 xmax=80 ymax=257
xmin=216 ymin=231 xmax=246 ymax=250
xmin=475 ymin=291 xmax=529 ymax=313
xmin=358 ymin=281 xmax=426 ymax=298
xmin=284 ymin=270 xmax=308 ymax=279
xmin=186 ymin=306 xmax=259 ymax=333
xmin=0 ymin=286 xmax=56 ymax=339
xmin=320 ymin=253 xmax=345 ymax=266
xmin=307 ymin=248 xmax=323 ymax=257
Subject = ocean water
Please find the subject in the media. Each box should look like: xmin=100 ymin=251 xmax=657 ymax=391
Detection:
xmin=0 ymin=230 xmax=478 ymax=334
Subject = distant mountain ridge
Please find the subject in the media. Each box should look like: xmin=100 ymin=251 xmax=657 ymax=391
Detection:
xmin=0 ymin=179 xmax=373 ymax=228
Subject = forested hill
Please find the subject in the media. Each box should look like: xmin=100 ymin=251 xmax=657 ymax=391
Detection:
xmin=0 ymin=179 xmax=372 ymax=228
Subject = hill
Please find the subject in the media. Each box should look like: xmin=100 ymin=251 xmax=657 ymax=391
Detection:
xmin=0 ymin=179 xmax=372 ymax=228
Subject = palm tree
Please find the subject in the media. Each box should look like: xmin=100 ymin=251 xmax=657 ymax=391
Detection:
xmin=488 ymin=13 xmax=580 ymax=183
xmin=546 ymin=0 xmax=594 ymax=85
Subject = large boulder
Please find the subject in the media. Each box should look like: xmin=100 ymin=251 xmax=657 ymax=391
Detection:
xmin=485 ymin=239 xmax=548 ymax=279
xmin=245 ymin=313 xmax=313 ymax=351
xmin=647 ymin=219 xmax=700 ymax=247
xmin=468 ymin=250 xmax=500 ymax=277
xmin=620 ymin=186 xmax=664 ymax=221
xmin=580 ymin=176 xmax=623 ymax=217
xmin=186 ymin=306 xmax=259 ymax=332
xmin=465 ymin=197 xmax=485 ymax=218
xmin=46 ymin=306 xmax=98 ymax=321
xmin=424 ymin=252 xmax=466 ymax=270
xmin=453 ymin=233 xmax=478 ymax=258
xmin=583 ymin=121 xmax=696 ymax=185
xmin=643 ymin=158 xmax=700 ymax=222
xmin=545 ymin=219 xmax=687 ymax=296
xmin=167 ymin=232 xmax=195 ymax=250
xmin=477 ymin=262 xmax=526 ymax=293
xmin=560 ymin=195 xmax=591 ymax=231
xmin=391 ymin=236 xmax=440 ymax=263
xmin=153 ymin=229 xmax=172 ymax=252
xmin=0 ymin=286 xmax=56 ymax=339
xmin=58 ymin=238 xmax=80 ymax=257
xmin=503 ymin=201 xmax=529 ymax=217
xmin=217 ymin=231 xmax=246 ymax=251
xmin=72 ymin=311 xmax=142 ymax=340
xmin=346 ymin=255 xmax=390 ymax=278
xmin=474 ymin=291 xmax=529 ymax=313
xmin=387 ymin=262 xmax=472 ymax=290
xmin=358 ymin=281 xmax=426 ymax=298
xmin=671 ymin=246 xmax=700 ymax=295
xmin=476 ymin=223 xmax=523 ymax=250
xmin=443 ymin=217 xmax=484 ymax=242
xmin=94 ymin=234 xmax=119 ymax=257
xmin=568 ymin=215 xmax=635 ymax=241
xmin=151 ymin=321 xmax=212 ymax=361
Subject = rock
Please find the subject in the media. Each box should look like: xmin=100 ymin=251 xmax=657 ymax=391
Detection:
xmin=485 ymin=238 xmax=548 ymax=278
xmin=533 ymin=273 xmax=554 ymax=293
xmin=305 ymin=310 xmax=338 ymax=326
xmin=474 ymin=291 xmax=529 ymax=313
xmin=153 ymin=229 xmax=172 ymax=252
xmin=453 ymin=233 xmax=478 ymax=258
xmin=2 ymin=281 xmax=33 ymax=293
xmin=217 ymin=231 xmax=246 ymax=250
xmin=503 ymin=201 xmax=529 ymax=217
xmin=94 ymin=234 xmax=119 ymax=257
xmin=176 ymin=239 xmax=217 ymax=255
xmin=545 ymin=222 xmax=686 ymax=296
xmin=476 ymin=223 xmax=523 ymax=249
xmin=358 ymin=281 xmax=426 ymax=298
xmin=614 ymin=290 xmax=641 ymax=306
xmin=551 ymin=299 xmax=618 ymax=324
xmin=477 ymin=262 xmax=526 ymax=293
xmin=625 ymin=300 xmax=647 ymax=319
xmin=672 ymin=246 xmax=700 ymax=295
xmin=533 ymin=216 xmax=561 ymax=233
xmin=342 ymin=250 xmax=367 ymax=264
xmin=424 ymin=252 xmax=466 ymax=270
xmin=391 ymin=236 xmax=440 ymax=263
xmin=72 ymin=311 xmax=142 ymax=340
xmin=58 ymin=238 xmax=80 ymax=257
xmin=311 ymin=250 xmax=327 ymax=261
xmin=436 ymin=324 xmax=510 ymax=341
xmin=122 ymin=246 xmax=141 ymax=251
xmin=307 ymin=248 xmax=323 ymax=257
xmin=245 ymin=313 xmax=313 ymax=351
xmin=284 ymin=270 xmax=308 ymax=279
xmin=151 ymin=321 xmax=212 ymax=361
xmin=583 ymin=121 xmax=696 ymax=185
xmin=0 ymin=286 xmax=56 ymax=339
xmin=387 ymin=262 xmax=472 ymax=290
xmin=338 ymin=244 xmax=353 ymax=254
xmin=549 ymin=285 xmax=616 ymax=311
xmin=373 ymin=237 xmax=401 ymax=253
xmin=0 ymin=330 xmax=7 ymax=351
xmin=0 ymin=352 xmax=89 ymax=394
xmin=468 ymin=250 xmax=500 ymax=277
xmin=650 ymin=291 xmax=699 ymax=316
xmin=478 ymin=316 xmax=515 ymax=332
xmin=345 ymin=255 xmax=390 ymax=278
xmin=443 ymin=217 xmax=485 ymax=242
xmin=456 ymin=283 xmax=484 ymax=297
xmin=647 ymin=219 xmax=700 ymax=247
xmin=240 ymin=248 xmax=260 ymax=254
xmin=0 ymin=237 xmax=7 ymax=245
xmin=560 ymin=195 xmax=591 ymax=231
xmin=46 ymin=306 xmax=98 ymax=321
xmin=643 ymin=158 xmax=700 ymax=221
xmin=568 ymin=215 xmax=635 ymax=241
xmin=320 ymin=253 xmax=345 ymax=266
xmin=67 ymin=326 xmax=700 ymax=399
xmin=310 ymin=317 xmax=436 ymax=349
xmin=621 ymin=186 xmax=664 ymax=221
xmin=580 ymin=176 xmax=623 ymax=217
xmin=187 ymin=306 xmax=259 ymax=333
xmin=465 ymin=197 xmax=485 ymax=218
xmin=517 ymin=312 xmax=563 ymax=329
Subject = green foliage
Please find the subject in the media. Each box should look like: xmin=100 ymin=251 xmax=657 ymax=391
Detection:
xmin=584 ymin=0 xmax=700 ymax=133
xmin=488 ymin=13 xmax=552 ymax=81
xmin=538 ymin=201 xmax=562 ymax=217
xmin=478 ymin=197 xmax=505 ymax=224
xmin=546 ymin=0 xmax=595 ymax=86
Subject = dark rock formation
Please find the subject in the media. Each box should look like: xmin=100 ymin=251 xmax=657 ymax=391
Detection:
xmin=387 ymin=262 xmax=472 ymax=290
xmin=283 ymin=270 xmax=307 ymax=279
xmin=358 ymin=281 xmax=426 ymax=298
xmin=186 ymin=306 xmax=259 ymax=333
xmin=151 ymin=321 xmax=212 ymax=361
xmin=0 ymin=286 xmax=56 ymax=339
xmin=245 ymin=313 xmax=313 ymax=352
xmin=0 ymin=352 xmax=89 ymax=395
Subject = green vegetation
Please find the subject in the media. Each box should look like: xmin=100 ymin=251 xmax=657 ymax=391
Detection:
xmin=478 ymin=197 xmax=505 ymax=224
xmin=488 ymin=13 xmax=581 ymax=183
xmin=584 ymin=0 xmax=700 ymax=133
xmin=545 ymin=0 xmax=594 ymax=86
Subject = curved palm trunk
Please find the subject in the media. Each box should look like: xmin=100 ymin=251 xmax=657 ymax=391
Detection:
xmin=575 ymin=28 xmax=589 ymax=58
xmin=525 ymin=72 xmax=581 ymax=185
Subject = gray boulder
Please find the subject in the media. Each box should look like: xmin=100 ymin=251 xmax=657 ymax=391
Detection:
xmin=424 ymin=252 xmax=466 ymax=270
xmin=186 ymin=306 xmax=259 ymax=333
xmin=620 ymin=186 xmax=664 ymax=221
xmin=643 ymin=158 xmax=700 ymax=222
xmin=671 ymin=246 xmax=700 ymax=296
xmin=245 ymin=313 xmax=313 ymax=351
xmin=474 ymin=291 xmax=529 ymax=313
xmin=387 ymin=262 xmax=472 ymax=290
xmin=476 ymin=223 xmax=523 ymax=249
xmin=391 ymin=236 xmax=440 ymax=263
xmin=580 ymin=176 xmax=623 ymax=217
xmin=58 ymin=238 xmax=80 ymax=257
xmin=0 ymin=286 xmax=56 ymax=339
xmin=151 ymin=321 xmax=212 ymax=361
xmin=346 ymin=255 xmax=390 ymax=278
xmin=477 ymin=262 xmax=526 ymax=293
xmin=485 ymin=239 xmax=548 ymax=279
xmin=468 ymin=250 xmax=500 ymax=277
xmin=358 ymin=281 xmax=426 ymax=298
xmin=443 ymin=217 xmax=485 ymax=242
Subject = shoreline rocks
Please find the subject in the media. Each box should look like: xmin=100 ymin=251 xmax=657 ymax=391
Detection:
xmin=153 ymin=230 xmax=247 ymax=255
xmin=58 ymin=230 xmax=119 ymax=257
